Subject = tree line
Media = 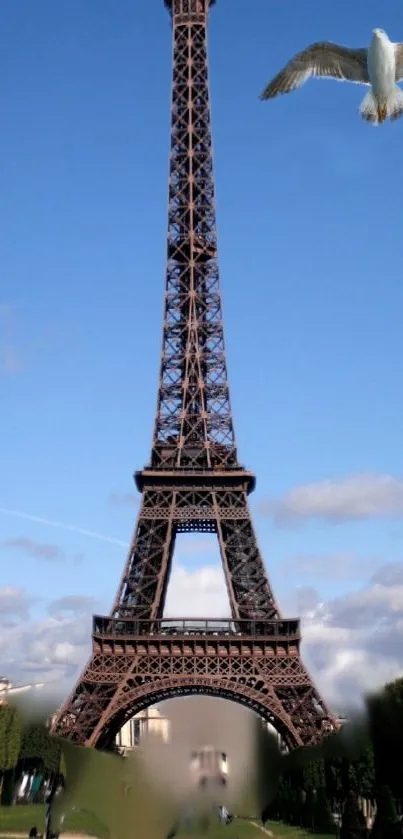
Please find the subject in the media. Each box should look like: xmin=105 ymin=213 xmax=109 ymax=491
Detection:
xmin=263 ymin=676 xmax=403 ymax=839
xmin=0 ymin=705 xmax=62 ymax=805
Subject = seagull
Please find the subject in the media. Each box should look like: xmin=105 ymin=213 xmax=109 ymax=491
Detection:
xmin=260 ymin=28 xmax=403 ymax=124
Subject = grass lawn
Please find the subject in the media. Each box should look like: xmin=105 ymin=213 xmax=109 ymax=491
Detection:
xmin=0 ymin=804 xmax=108 ymax=838
xmin=0 ymin=805 xmax=45 ymax=833
xmin=174 ymin=817 xmax=333 ymax=839
xmin=265 ymin=821 xmax=333 ymax=839
xmin=0 ymin=807 xmax=334 ymax=839
xmin=176 ymin=822 xmax=262 ymax=838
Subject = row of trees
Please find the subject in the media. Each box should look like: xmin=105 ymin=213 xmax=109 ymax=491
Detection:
xmin=0 ymin=705 xmax=62 ymax=805
xmin=263 ymin=677 xmax=403 ymax=838
xmin=265 ymin=755 xmax=398 ymax=836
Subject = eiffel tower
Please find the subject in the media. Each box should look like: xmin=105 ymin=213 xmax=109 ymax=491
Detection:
xmin=52 ymin=0 xmax=337 ymax=749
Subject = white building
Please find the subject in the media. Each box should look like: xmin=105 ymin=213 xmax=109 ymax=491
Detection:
xmin=115 ymin=707 xmax=171 ymax=753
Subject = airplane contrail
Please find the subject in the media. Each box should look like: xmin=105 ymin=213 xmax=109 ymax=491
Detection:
xmin=0 ymin=507 xmax=127 ymax=547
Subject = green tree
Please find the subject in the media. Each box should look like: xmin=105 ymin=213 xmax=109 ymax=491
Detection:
xmin=371 ymin=785 xmax=398 ymax=839
xmin=0 ymin=707 xmax=5 ymax=771
xmin=355 ymin=744 xmax=375 ymax=800
xmin=0 ymin=705 xmax=22 ymax=771
xmin=0 ymin=705 xmax=22 ymax=805
xmin=340 ymin=790 xmax=363 ymax=839
xmin=347 ymin=763 xmax=358 ymax=793
xmin=20 ymin=722 xmax=60 ymax=772
xmin=367 ymin=678 xmax=403 ymax=800
xmin=288 ymin=788 xmax=303 ymax=826
xmin=325 ymin=757 xmax=344 ymax=805
xmin=278 ymin=784 xmax=292 ymax=823
xmin=303 ymin=759 xmax=326 ymax=792
xmin=314 ymin=786 xmax=335 ymax=834
xmin=302 ymin=788 xmax=316 ymax=831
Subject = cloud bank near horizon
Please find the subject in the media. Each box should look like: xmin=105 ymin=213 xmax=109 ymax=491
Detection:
xmin=2 ymin=558 xmax=403 ymax=714
xmin=3 ymin=472 xmax=403 ymax=716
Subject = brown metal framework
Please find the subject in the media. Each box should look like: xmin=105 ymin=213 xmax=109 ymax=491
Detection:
xmin=51 ymin=0 xmax=338 ymax=750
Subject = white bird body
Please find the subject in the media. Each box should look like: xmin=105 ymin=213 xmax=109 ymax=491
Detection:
xmin=367 ymin=30 xmax=395 ymax=97
xmin=260 ymin=27 xmax=403 ymax=125
xmin=360 ymin=29 xmax=403 ymax=123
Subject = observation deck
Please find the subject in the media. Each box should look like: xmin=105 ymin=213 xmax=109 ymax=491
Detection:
xmin=164 ymin=0 xmax=216 ymax=11
xmin=135 ymin=467 xmax=256 ymax=494
xmin=92 ymin=616 xmax=301 ymax=641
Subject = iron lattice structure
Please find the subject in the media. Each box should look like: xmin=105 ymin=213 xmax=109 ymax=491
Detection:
xmin=52 ymin=0 xmax=338 ymax=750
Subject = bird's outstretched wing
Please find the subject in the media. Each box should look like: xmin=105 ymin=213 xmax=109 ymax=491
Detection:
xmin=260 ymin=42 xmax=369 ymax=100
xmin=394 ymin=43 xmax=403 ymax=81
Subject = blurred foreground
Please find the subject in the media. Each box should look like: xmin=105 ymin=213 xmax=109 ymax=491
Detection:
xmin=49 ymin=699 xmax=277 ymax=839
xmin=1 ymin=681 xmax=403 ymax=839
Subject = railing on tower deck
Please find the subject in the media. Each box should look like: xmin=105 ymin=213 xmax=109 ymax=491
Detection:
xmin=92 ymin=615 xmax=301 ymax=640
xmin=140 ymin=465 xmax=250 ymax=473
xmin=137 ymin=466 xmax=253 ymax=476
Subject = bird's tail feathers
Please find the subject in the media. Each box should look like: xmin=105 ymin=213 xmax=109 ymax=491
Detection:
xmin=387 ymin=87 xmax=403 ymax=121
xmin=359 ymin=87 xmax=403 ymax=125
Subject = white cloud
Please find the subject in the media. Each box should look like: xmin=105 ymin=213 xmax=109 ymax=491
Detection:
xmin=283 ymin=552 xmax=380 ymax=582
xmin=164 ymin=564 xmax=229 ymax=617
xmin=298 ymin=563 xmax=403 ymax=710
xmin=3 ymin=562 xmax=403 ymax=717
xmin=261 ymin=473 xmax=403 ymax=525
xmin=0 ymin=586 xmax=33 ymax=619
xmin=1 ymin=614 xmax=91 ymax=693
xmin=48 ymin=595 xmax=97 ymax=619
xmin=1 ymin=537 xmax=65 ymax=562
xmin=175 ymin=536 xmax=218 ymax=558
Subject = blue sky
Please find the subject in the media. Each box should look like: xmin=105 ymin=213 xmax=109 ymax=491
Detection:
xmin=2 ymin=0 xmax=403 ymax=701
